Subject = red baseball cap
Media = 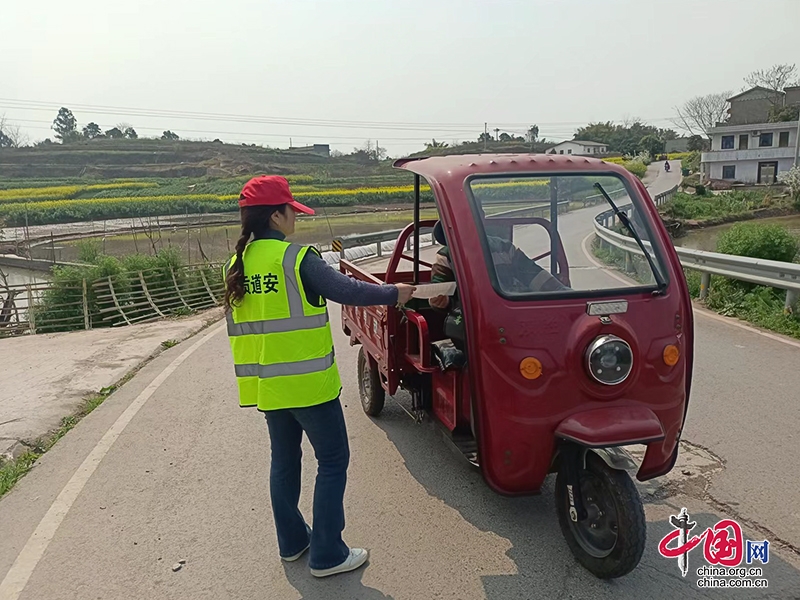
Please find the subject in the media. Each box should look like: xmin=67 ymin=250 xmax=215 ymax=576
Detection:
xmin=238 ymin=175 xmax=315 ymax=215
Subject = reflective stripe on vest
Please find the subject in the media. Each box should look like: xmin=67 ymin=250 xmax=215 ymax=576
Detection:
xmin=224 ymin=240 xmax=342 ymax=411
xmin=226 ymin=311 xmax=329 ymax=336
xmin=234 ymin=350 xmax=335 ymax=379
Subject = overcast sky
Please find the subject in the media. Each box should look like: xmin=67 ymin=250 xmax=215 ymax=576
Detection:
xmin=2 ymin=0 xmax=799 ymax=155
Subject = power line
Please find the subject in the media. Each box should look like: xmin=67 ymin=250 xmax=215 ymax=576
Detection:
xmin=12 ymin=118 xmax=479 ymax=143
xmin=1 ymin=99 xmax=485 ymax=132
xmin=1 ymin=97 xmax=678 ymax=133
xmin=2 ymin=96 xmax=683 ymax=154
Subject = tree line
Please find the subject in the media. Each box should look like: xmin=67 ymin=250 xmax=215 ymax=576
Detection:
xmin=418 ymin=121 xmax=679 ymax=157
xmin=0 ymin=114 xmax=27 ymax=148
xmin=47 ymin=107 xmax=180 ymax=144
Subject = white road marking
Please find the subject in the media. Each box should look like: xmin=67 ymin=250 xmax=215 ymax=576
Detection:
xmin=690 ymin=304 xmax=800 ymax=350
xmin=0 ymin=323 xmax=225 ymax=600
xmin=580 ymin=231 xmax=636 ymax=286
xmin=580 ymin=232 xmax=800 ymax=351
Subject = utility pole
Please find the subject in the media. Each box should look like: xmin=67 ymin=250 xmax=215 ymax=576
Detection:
xmin=484 ymin=123 xmax=488 ymax=151
xmin=794 ymin=114 xmax=800 ymax=167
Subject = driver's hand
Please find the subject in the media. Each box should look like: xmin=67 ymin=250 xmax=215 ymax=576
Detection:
xmin=429 ymin=295 xmax=449 ymax=309
xmin=395 ymin=283 xmax=416 ymax=305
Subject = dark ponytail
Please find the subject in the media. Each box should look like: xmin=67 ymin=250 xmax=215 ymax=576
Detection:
xmin=224 ymin=224 xmax=252 ymax=310
xmin=223 ymin=204 xmax=288 ymax=311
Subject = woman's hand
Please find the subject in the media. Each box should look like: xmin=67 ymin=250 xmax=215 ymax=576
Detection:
xmin=429 ymin=295 xmax=449 ymax=309
xmin=395 ymin=283 xmax=416 ymax=304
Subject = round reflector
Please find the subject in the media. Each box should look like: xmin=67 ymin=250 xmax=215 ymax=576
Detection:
xmin=663 ymin=344 xmax=680 ymax=366
xmin=520 ymin=357 xmax=542 ymax=380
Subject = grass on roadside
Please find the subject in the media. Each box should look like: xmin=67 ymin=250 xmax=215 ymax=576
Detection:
xmin=684 ymin=270 xmax=800 ymax=339
xmin=660 ymin=190 xmax=786 ymax=222
xmin=591 ymin=237 xmax=656 ymax=285
xmin=0 ymin=314 xmax=220 ymax=499
xmin=0 ymin=387 xmax=114 ymax=498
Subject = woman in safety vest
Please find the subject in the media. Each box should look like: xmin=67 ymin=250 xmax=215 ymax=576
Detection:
xmin=223 ymin=175 xmax=415 ymax=578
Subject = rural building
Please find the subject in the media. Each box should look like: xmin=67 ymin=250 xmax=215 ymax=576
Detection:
xmin=547 ymin=140 xmax=609 ymax=156
xmin=287 ymin=144 xmax=330 ymax=157
xmin=727 ymin=87 xmax=782 ymax=125
xmin=725 ymin=85 xmax=800 ymax=124
xmin=700 ymin=121 xmax=798 ymax=184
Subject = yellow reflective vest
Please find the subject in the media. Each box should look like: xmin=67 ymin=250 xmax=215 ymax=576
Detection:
xmin=223 ymin=240 xmax=341 ymax=411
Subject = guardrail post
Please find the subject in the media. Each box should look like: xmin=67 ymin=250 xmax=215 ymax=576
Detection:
xmin=785 ymin=290 xmax=798 ymax=314
xmin=26 ymin=284 xmax=36 ymax=335
xmin=699 ymin=272 xmax=711 ymax=300
xmin=331 ymin=239 xmax=344 ymax=261
xmin=376 ymin=240 xmax=382 ymax=257
xmin=624 ymin=252 xmax=632 ymax=273
xmin=82 ymin=278 xmax=90 ymax=329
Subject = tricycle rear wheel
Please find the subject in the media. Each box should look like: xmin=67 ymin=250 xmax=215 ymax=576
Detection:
xmin=555 ymin=452 xmax=645 ymax=579
xmin=358 ymin=346 xmax=385 ymax=417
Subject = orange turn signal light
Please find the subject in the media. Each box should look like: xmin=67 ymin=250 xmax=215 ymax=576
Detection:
xmin=663 ymin=345 xmax=680 ymax=366
xmin=520 ymin=357 xmax=543 ymax=380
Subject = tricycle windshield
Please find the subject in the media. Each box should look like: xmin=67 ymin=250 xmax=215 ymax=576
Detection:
xmin=465 ymin=173 xmax=667 ymax=299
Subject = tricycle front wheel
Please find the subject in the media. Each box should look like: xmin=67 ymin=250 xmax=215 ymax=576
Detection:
xmin=357 ymin=346 xmax=385 ymax=417
xmin=555 ymin=452 xmax=646 ymax=579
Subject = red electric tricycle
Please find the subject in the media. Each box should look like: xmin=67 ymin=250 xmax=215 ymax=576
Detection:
xmin=340 ymin=154 xmax=693 ymax=579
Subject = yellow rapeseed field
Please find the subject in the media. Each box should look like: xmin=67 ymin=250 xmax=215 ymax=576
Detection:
xmin=0 ymin=182 xmax=158 ymax=202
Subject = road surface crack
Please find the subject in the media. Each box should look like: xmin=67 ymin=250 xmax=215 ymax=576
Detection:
xmin=637 ymin=441 xmax=800 ymax=558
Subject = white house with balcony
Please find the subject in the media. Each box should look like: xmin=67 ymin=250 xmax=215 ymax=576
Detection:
xmin=548 ymin=140 xmax=609 ymax=156
xmin=700 ymin=122 xmax=798 ymax=184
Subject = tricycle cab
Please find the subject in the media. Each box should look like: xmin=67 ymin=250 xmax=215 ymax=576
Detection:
xmin=342 ymin=154 xmax=694 ymax=578
xmin=343 ymin=153 xmax=693 ymax=493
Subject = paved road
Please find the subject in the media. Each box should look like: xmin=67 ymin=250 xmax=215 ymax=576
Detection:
xmin=2 ymin=162 xmax=800 ymax=599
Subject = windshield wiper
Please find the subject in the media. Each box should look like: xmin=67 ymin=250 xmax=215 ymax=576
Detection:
xmin=594 ymin=183 xmax=667 ymax=295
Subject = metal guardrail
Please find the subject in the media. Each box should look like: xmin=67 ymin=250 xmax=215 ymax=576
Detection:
xmin=593 ymin=185 xmax=800 ymax=310
xmin=331 ymin=228 xmax=436 ymax=263
xmin=330 ymin=201 xmax=574 ymax=261
xmin=653 ymin=185 xmax=678 ymax=205
xmin=487 ymin=200 xmax=571 ymax=218
xmin=329 ymin=188 xmax=629 ymax=268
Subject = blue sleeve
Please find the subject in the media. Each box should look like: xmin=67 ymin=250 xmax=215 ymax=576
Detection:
xmin=299 ymin=249 xmax=399 ymax=306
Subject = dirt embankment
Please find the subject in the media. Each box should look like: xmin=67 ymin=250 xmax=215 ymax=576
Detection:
xmin=0 ymin=139 xmax=400 ymax=180
xmin=664 ymin=206 xmax=799 ymax=240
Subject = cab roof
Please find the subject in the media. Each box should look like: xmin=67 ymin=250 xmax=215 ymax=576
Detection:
xmin=392 ymin=153 xmax=628 ymax=184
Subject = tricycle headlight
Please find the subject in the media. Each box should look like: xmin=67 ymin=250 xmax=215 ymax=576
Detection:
xmin=586 ymin=335 xmax=632 ymax=385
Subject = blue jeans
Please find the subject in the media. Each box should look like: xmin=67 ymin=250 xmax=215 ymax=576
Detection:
xmin=263 ymin=397 xmax=350 ymax=570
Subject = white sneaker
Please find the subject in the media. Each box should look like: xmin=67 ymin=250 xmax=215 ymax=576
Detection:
xmin=310 ymin=548 xmax=369 ymax=578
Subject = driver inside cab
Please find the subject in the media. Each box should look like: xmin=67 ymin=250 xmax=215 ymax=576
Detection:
xmin=409 ymin=217 xmax=568 ymax=369
xmin=427 ymin=220 xmax=567 ymax=312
